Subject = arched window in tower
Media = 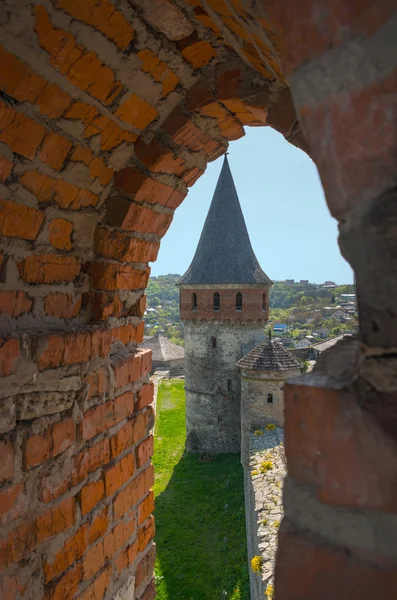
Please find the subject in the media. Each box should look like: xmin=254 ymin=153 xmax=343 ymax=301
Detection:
xmin=267 ymin=393 xmax=273 ymax=404
xmin=236 ymin=292 xmax=243 ymax=311
xmin=211 ymin=336 xmax=217 ymax=348
xmin=213 ymin=292 xmax=220 ymax=311
xmin=191 ymin=292 xmax=197 ymax=311
xmin=262 ymin=293 xmax=267 ymax=312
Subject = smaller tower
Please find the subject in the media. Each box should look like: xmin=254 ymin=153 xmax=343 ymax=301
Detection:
xmin=237 ymin=337 xmax=301 ymax=463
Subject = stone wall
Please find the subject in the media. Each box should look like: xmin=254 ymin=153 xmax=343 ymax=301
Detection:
xmin=240 ymin=368 xmax=300 ymax=465
xmin=183 ymin=320 xmax=264 ymax=453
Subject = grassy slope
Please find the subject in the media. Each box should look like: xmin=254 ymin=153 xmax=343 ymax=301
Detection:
xmin=153 ymin=380 xmax=249 ymax=600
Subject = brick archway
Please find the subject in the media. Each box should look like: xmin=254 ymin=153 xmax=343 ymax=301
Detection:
xmin=0 ymin=1 xmax=397 ymax=599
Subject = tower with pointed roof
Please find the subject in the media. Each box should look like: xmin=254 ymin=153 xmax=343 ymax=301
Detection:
xmin=236 ymin=336 xmax=302 ymax=463
xmin=177 ymin=156 xmax=272 ymax=453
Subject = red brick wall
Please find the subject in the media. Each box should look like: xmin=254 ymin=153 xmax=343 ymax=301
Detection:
xmin=180 ymin=287 xmax=269 ymax=322
xmin=0 ymin=0 xmax=396 ymax=598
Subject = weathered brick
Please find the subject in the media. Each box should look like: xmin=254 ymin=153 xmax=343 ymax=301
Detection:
xmin=181 ymin=38 xmax=216 ymax=69
xmin=106 ymin=195 xmax=173 ymax=235
xmin=88 ymin=506 xmax=109 ymax=546
xmin=116 ymin=94 xmax=158 ymax=130
xmin=91 ymin=329 xmax=112 ymax=358
xmin=89 ymin=157 xmax=113 ymax=185
xmin=0 ymin=101 xmax=46 ymax=159
xmin=40 ymin=132 xmax=73 ymax=170
xmin=0 ymin=291 xmax=32 ymax=317
xmin=134 ymin=137 xmax=186 ymax=175
xmin=136 ymin=383 xmax=154 ymax=410
xmin=18 ymin=255 xmax=80 ymax=284
xmin=137 ymin=0 xmax=193 ymax=41
xmin=0 ymin=520 xmax=36 ymax=569
xmin=136 ymin=435 xmax=154 ymax=468
xmin=0 ymin=199 xmax=44 ymax=240
xmin=85 ymin=367 xmax=110 ymax=400
xmin=104 ymin=453 xmax=135 ymax=496
xmin=110 ymin=421 xmax=134 ymax=459
xmin=0 ymin=43 xmax=45 ymax=102
xmin=80 ymin=479 xmax=105 ymax=515
xmin=133 ymin=409 xmax=154 ymax=447
xmin=113 ymin=353 xmax=142 ymax=389
xmin=138 ymin=491 xmax=155 ymax=527
xmin=24 ymin=431 xmax=51 ymax=469
xmin=63 ymin=332 xmax=91 ymax=365
xmin=0 ymin=439 xmax=14 ymax=483
xmin=139 ymin=579 xmax=156 ymax=600
xmin=56 ymin=0 xmax=134 ymax=50
xmin=36 ymin=496 xmax=76 ymax=543
xmin=114 ymin=167 xmax=185 ymax=209
xmin=78 ymin=566 xmax=111 ymax=600
xmin=48 ymin=563 xmax=82 ymax=600
xmin=88 ymin=262 xmax=150 ymax=291
xmin=138 ymin=515 xmax=155 ymax=552
xmin=0 ymin=338 xmax=20 ymax=376
xmin=0 ymin=483 xmax=25 ymax=523
xmin=113 ymin=465 xmax=154 ymax=520
xmin=94 ymin=227 xmax=160 ymax=263
xmin=37 ymin=334 xmax=64 ymax=371
xmin=44 ymin=526 xmax=88 ymax=581
xmin=36 ymin=81 xmax=72 ymax=118
xmin=74 ymin=439 xmax=111 ymax=488
xmin=0 ymin=155 xmax=13 ymax=181
xmin=48 ymin=218 xmax=73 ymax=250
xmin=71 ymin=145 xmax=93 ymax=165
xmin=21 ymin=170 xmax=99 ymax=210
xmin=135 ymin=544 xmax=156 ymax=588
xmin=83 ymin=400 xmax=115 ymax=440
xmin=137 ymin=49 xmax=179 ymax=97
xmin=89 ymin=291 xmax=124 ymax=320
xmin=44 ymin=293 xmax=82 ymax=319
xmin=52 ymin=417 xmax=76 ymax=456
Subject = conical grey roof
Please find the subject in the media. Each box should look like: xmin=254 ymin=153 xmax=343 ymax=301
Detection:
xmin=178 ymin=156 xmax=272 ymax=286
xmin=141 ymin=334 xmax=184 ymax=361
xmin=236 ymin=338 xmax=301 ymax=372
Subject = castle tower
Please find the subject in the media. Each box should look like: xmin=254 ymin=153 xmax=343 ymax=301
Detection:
xmin=236 ymin=336 xmax=302 ymax=463
xmin=178 ymin=156 xmax=272 ymax=453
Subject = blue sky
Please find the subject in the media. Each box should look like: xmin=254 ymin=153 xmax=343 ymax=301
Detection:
xmin=150 ymin=127 xmax=353 ymax=284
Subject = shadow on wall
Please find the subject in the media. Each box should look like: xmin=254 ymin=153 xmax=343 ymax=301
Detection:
xmin=154 ymin=452 xmax=250 ymax=600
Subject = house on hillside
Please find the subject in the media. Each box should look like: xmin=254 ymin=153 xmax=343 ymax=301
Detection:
xmin=140 ymin=334 xmax=184 ymax=375
xmin=273 ymin=323 xmax=288 ymax=334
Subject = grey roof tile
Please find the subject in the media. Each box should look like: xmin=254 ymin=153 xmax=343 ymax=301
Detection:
xmin=236 ymin=338 xmax=301 ymax=372
xmin=178 ymin=156 xmax=272 ymax=286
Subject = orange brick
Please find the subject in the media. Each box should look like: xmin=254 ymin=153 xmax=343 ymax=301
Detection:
xmin=83 ymin=400 xmax=114 ymax=441
xmin=0 ymin=102 xmax=46 ymax=159
xmin=44 ymin=526 xmax=88 ymax=582
xmin=0 ymin=44 xmax=46 ymax=102
xmin=0 ymin=338 xmax=20 ymax=377
xmin=133 ymin=410 xmax=153 ymax=447
xmin=83 ymin=113 xmax=137 ymax=150
xmin=36 ymin=81 xmax=72 ymax=118
xmin=44 ymin=293 xmax=82 ymax=319
xmin=110 ymin=513 xmax=136 ymax=551
xmin=82 ymin=540 xmax=106 ymax=581
xmin=0 ymin=483 xmax=25 ymax=522
xmin=91 ymin=329 xmax=112 ymax=359
xmin=56 ymin=0 xmax=134 ymax=50
xmin=74 ymin=438 xmax=110 ymax=485
xmin=110 ymin=421 xmax=134 ymax=458
xmin=106 ymin=196 xmax=173 ymax=235
xmin=114 ymin=391 xmax=134 ymax=423
xmin=36 ymin=496 xmax=76 ymax=543
xmin=104 ymin=453 xmax=135 ymax=497
xmin=138 ymin=491 xmax=155 ymax=527
xmin=138 ymin=515 xmax=155 ymax=551
xmin=135 ymin=545 xmax=156 ymax=589
xmin=63 ymin=332 xmax=91 ymax=365
xmin=48 ymin=218 xmax=73 ymax=250
xmin=115 ymin=94 xmax=158 ymax=130
xmin=40 ymin=131 xmax=73 ymax=170
xmin=88 ymin=506 xmax=109 ymax=545
xmin=24 ymin=431 xmax=51 ymax=469
xmin=37 ymin=334 xmax=64 ymax=371
xmin=0 ymin=156 xmax=12 ymax=181
xmin=136 ymin=383 xmax=154 ymax=410
xmin=88 ymin=262 xmax=149 ymax=291
xmin=0 ymin=291 xmax=32 ymax=317
xmin=18 ymin=254 xmax=80 ymax=284
xmin=48 ymin=563 xmax=82 ymax=600
xmin=0 ymin=199 xmax=44 ymax=241
xmin=113 ymin=465 xmax=153 ymax=520
xmin=181 ymin=39 xmax=216 ymax=68
xmin=0 ymin=439 xmax=14 ymax=483
xmin=89 ymin=157 xmax=113 ymax=185
xmin=79 ymin=566 xmax=111 ymax=600
xmin=136 ymin=435 xmax=154 ymax=468
xmin=52 ymin=418 xmax=76 ymax=456
xmin=80 ymin=479 xmax=104 ymax=515
xmin=94 ymin=227 xmax=160 ymax=263
xmin=71 ymin=145 xmax=93 ymax=165
xmin=85 ymin=367 xmax=109 ymax=400
xmin=114 ymin=166 xmax=185 ymax=209
xmin=0 ymin=520 xmax=36 ymax=569
xmin=113 ymin=353 xmax=142 ymax=389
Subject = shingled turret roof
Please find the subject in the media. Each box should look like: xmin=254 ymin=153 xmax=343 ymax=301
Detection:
xmin=236 ymin=338 xmax=301 ymax=372
xmin=177 ymin=156 xmax=272 ymax=286
xmin=141 ymin=334 xmax=184 ymax=362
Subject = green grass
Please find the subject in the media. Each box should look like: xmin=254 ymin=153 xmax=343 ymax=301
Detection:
xmin=153 ymin=380 xmax=249 ymax=600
